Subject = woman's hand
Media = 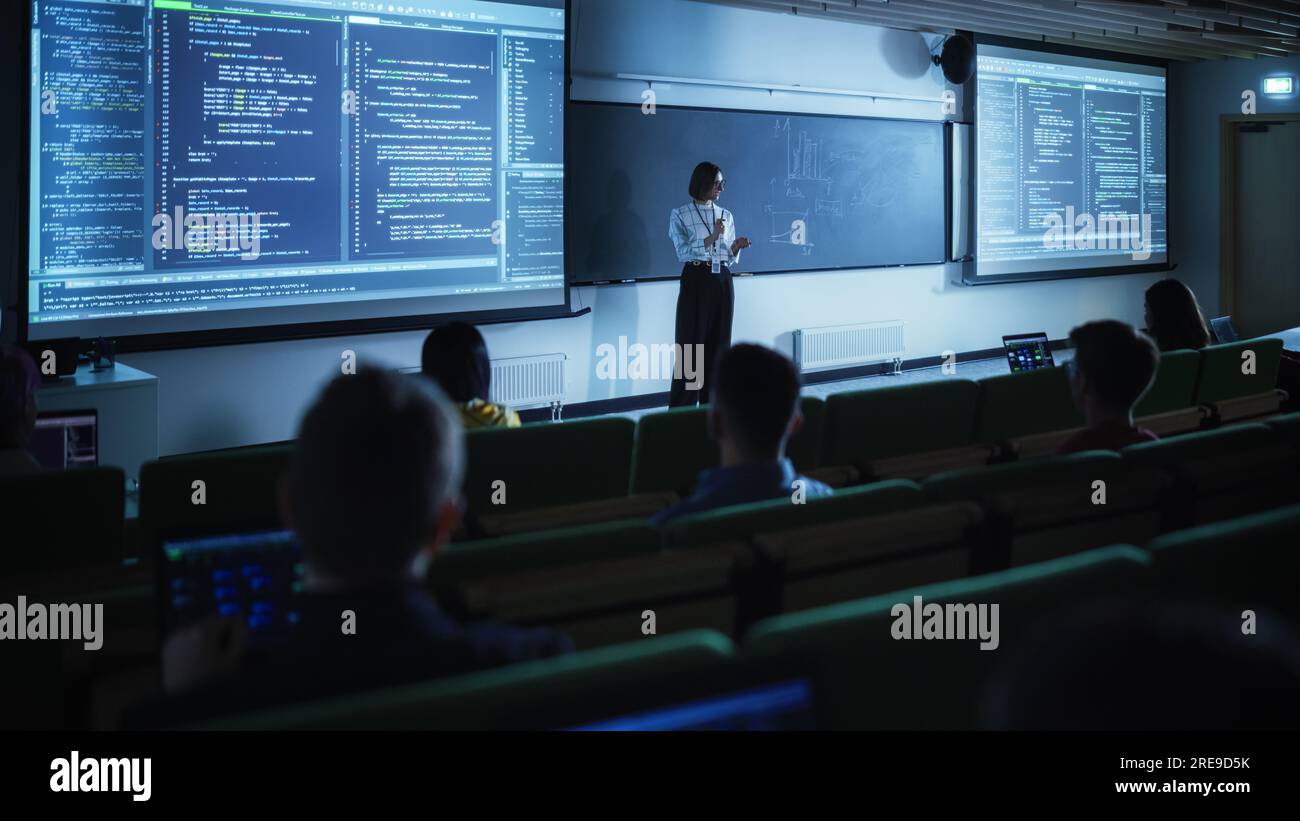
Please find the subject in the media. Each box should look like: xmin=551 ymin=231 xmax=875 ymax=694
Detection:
xmin=731 ymin=237 xmax=751 ymax=255
xmin=709 ymin=217 xmax=726 ymax=245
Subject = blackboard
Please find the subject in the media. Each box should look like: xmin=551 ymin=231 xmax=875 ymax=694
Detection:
xmin=567 ymin=102 xmax=947 ymax=282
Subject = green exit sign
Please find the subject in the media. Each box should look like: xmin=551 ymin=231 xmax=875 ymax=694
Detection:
xmin=1263 ymin=76 xmax=1294 ymax=95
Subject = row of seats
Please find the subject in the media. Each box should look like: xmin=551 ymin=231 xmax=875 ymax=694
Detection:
xmin=6 ymin=338 xmax=1282 ymax=578
xmin=8 ymin=409 xmax=1298 ymax=609
xmin=427 ymin=413 xmax=1300 ymax=649
xmin=136 ymin=336 xmax=1291 ymax=547
xmin=8 ymin=415 xmax=1297 ymax=728
xmin=192 ymin=501 xmax=1300 ymax=730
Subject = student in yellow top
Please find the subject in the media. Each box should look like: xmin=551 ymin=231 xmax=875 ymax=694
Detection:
xmin=420 ymin=322 xmax=521 ymax=430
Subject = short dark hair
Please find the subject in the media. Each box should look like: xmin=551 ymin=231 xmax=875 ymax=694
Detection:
xmin=710 ymin=343 xmax=802 ymax=454
xmin=421 ymin=322 xmax=490 ymax=403
xmin=0 ymin=344 xmax=39 ymax=442
xmin=1144 ymin=278 xmax=1210 ymax=352
xmin=288 ymin=365 xmax=464 ymax=581
xmin=1068 ymin=320 xmax=1159 ymax=410
xmin=687 ymin=161 xmax=722 ymax=201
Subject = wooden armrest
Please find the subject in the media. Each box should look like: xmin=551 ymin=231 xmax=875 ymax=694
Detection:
xmin=867 ymin=443 xmax=999 ymax=479
xmin=997 ymin=469 xmax=1173 ymax=527
xmin=802 ymin=464 xmax=862 ymax=488
xmin=476 ymin=492 xmax=680 ymax=538
xmin=753 ymin=502 xmax=983 ymax=572
xmin=462 ymin=543 xmax=748 ymax=622
xmin=1135 ymin=406 xmax=1211 ymax=436
xmin=1212 ymin=390 xmax=1288 ymax=424
xmin=1008 ymin=429 xmax=1084 ymax=461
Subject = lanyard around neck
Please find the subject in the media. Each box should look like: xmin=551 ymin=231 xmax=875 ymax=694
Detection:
xmin=692 ymin=201 xmax=716 ymax=235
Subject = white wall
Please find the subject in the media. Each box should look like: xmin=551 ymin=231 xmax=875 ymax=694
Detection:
xmin=122 ymin=0 xmax=1163 ymax=456
xmin=1170 ymin=52 xmax=1300 ymax=320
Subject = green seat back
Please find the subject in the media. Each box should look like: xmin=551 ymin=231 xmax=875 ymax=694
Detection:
xmin=1194 ymin=338 xmax=1283 ymax=404
xmin=976 ymin=366 xmax=1083 ymax=443
xmin=630 ymin=407 xmax=714 ymax=496
xmin=197 ymin=630 xmax=737 ymax=730
xmin=923 ymin=451 xmax=1121 ymax=503
xmin=436 ymin=519 xmax=662 ymax=584
xmin=463 ymin=418 xmax=635 ymax=519
xmin=1147 ymin=504 xmax=1300 ymax=621
xmin=821 ymin=379 xmax=980 ymax=466
xmin=1134 ymin=349 xmax=1201 ymax=417
xmin=1120 ymin=423 xmax=1275 ymax=468
xmin=1266 ymin=412 xmax=1300 ymax=450
xmin=140 ymin=447 xmax=290 ymax=549
xmin=745 ymin=546 xmax=1153 ymax=729
xmin=663 ymin=479 xmax=923 ymax=548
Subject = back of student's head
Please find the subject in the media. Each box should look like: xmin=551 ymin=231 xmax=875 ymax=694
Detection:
xmin=1144 ymin=278 xmax=1210 ymax=352
xmin=288 ymin=364 xmax=464 ymax=583
xmin=0 ymin=344 xmax=39 ymax=448
xmin=710 ymin=343 xmax=801 ymax=456
xmin=421 ymin=322 xmax=490 ymax=404
xmin=1068 ymin=320 xmax=1158 ymax=411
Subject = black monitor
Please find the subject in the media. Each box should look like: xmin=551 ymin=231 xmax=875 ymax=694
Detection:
xmin=571 ymin=678 xmax=817 ymax=731
xmin=1002 ymin=332 xmax=1056 ymax=372
xmin=30 ymin=410 xmax=98 ymax=469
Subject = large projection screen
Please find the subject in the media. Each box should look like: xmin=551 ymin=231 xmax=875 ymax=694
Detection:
xmin=23 ymin=0 xmax=568 ymax=350
xmin=973 ymin=42 xmax=1168 ymax=284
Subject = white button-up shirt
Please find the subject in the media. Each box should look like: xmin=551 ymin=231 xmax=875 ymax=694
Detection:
xmin=669 ymin=200 xmax=742 ymax=268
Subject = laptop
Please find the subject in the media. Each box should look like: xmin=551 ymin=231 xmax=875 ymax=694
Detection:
xmin=1002 ymin=332 xmax=1056 ymax=372
xmin=1209 ymin=316 xmax=1239 ymax=343
xmin=572 ymin=678 xmax=818 ymax=731
xmin=30 ymin=410 xmax=98 ymax=469
xmin=156 ymin=527 xmax=307 ymax=652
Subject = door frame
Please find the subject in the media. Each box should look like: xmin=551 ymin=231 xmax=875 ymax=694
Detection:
xmin=1219 ymin=113 xmax=1300 ymax=318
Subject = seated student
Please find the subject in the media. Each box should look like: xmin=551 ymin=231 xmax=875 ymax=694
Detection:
xmin=0 ymin=344 xmax=42 ymax=476
xmin=651 ymin=344 xmax=831 ymax=526
xmin=1056 ymin=320 xmax=1159 ymax=455
xmin=1144 ymin=278 xmax=1211 ymax=352
xmin=138 ymin=365 xmax=571 ymax=724
xmin=421 ymin=322 xmax=521 ymax=430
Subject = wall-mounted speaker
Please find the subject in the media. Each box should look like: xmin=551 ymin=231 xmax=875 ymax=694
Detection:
xmin=933 ymin=34 xmax=975 ymax=85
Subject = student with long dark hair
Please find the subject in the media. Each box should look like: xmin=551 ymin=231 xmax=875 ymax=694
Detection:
xmin=421 ymin=322 xmax=521 ymax=429
xmin=667 ymin=161 xmax=751 ymax=406
xmin=1144 ymin=278 xmax=1211 ymax=352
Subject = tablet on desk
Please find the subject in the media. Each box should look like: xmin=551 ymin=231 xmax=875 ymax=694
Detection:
xmin=1002 ymin=332 xmax=1055 ymax=372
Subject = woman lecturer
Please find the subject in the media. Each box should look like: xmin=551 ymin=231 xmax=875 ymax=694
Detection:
xmin=668 ymin=162 xmax=751 ymax=406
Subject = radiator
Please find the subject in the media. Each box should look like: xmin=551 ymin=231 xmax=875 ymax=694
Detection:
xmin=489 ymin=353 xmax=567 ymax=415
xmin=792 ymin=321 xmax=906 ymax=373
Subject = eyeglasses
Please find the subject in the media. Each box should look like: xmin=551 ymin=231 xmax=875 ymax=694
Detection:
xmin=712 ymin=179 xmax=725 ymax=189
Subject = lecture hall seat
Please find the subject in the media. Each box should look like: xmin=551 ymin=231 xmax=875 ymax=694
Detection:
xmin=1121 ymin=422 xmax=1300 ymax=526
xmin=1194 ymin=337 xmax=1287 ymax=423
xmin=923 ymin=451 xmax=1174 ymax=567
xmin=192 ymin=630 xmax=739 ymax=730
xmin=818 ymin=380 xmax=997 ymax=480
xmin=1146 ymin=503 xmax=1300 ymax=623
xmin=743 ymin=546 xmax=1154 ymax=730
xmin=460 ymin=417 xmax=636 ymax=527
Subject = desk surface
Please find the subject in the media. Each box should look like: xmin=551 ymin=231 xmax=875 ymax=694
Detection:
xmin=36 ymin=362 xmax=157 ymax=395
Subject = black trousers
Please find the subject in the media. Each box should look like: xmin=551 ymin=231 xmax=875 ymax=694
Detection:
xmin=669 ymin=262 xmax=734 ymax=407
